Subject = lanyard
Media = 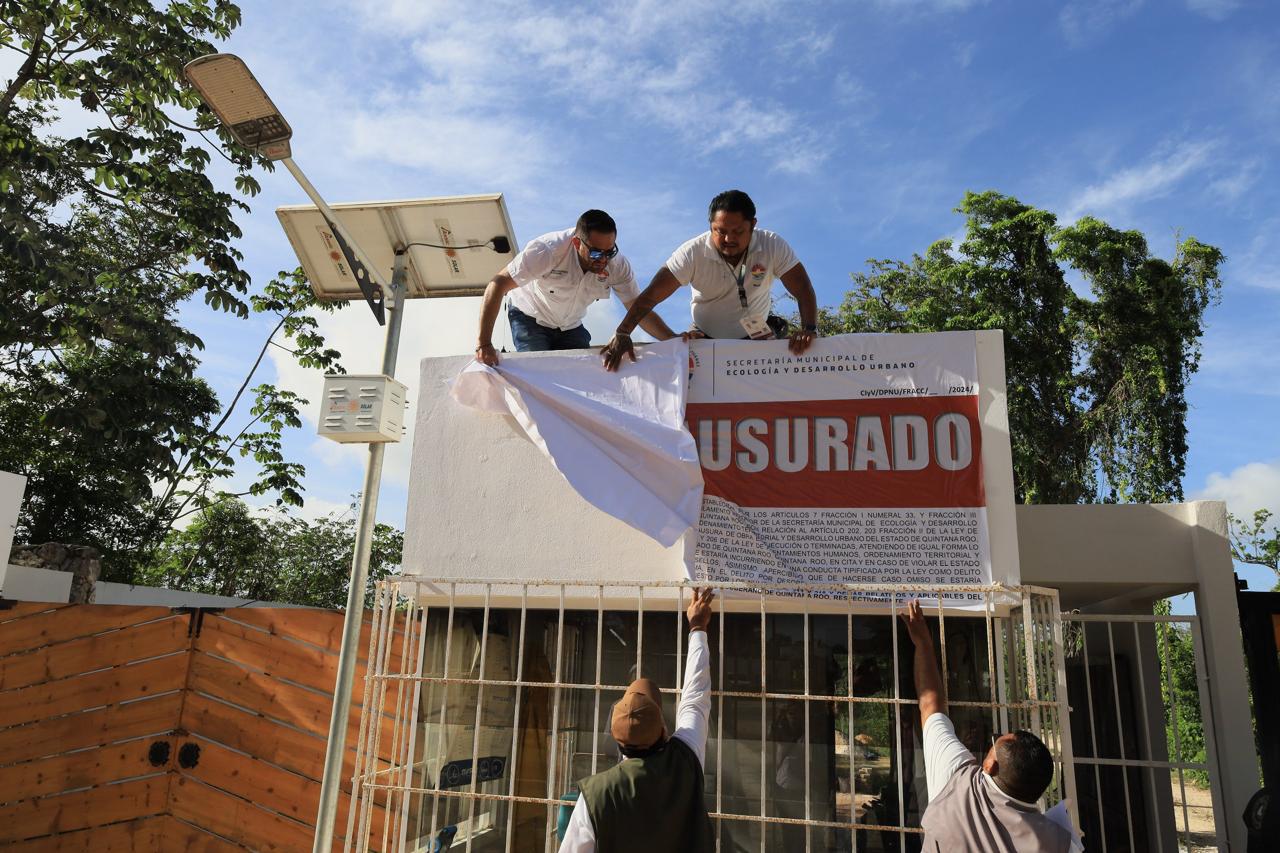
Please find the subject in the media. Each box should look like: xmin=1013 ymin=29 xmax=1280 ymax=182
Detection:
xmin=722 ymin=234 xmax=754 ymax=309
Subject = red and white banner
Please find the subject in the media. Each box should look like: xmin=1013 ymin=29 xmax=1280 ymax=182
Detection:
xmin=686 ymin=332 xmax=991 ymax=592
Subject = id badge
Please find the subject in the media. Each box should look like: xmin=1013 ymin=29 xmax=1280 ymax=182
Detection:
xmin=740 ymin=314 xmax=774 ymax=340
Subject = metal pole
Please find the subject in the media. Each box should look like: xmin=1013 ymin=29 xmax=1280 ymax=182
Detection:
xmin=282 ymin=158 xmax=390 ymax=291
xmin=313 ymin=250 xmax=408 ymax=853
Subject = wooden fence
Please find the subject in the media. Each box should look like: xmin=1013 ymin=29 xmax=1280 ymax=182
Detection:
xmin=0 ymin=601 xmax=405 ymax=851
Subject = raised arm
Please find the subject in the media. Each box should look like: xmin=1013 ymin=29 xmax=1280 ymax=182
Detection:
xmin=900 ymin=599 xmax=945 ymax=727
xmin=601 ymin=266 xmax=682 ymax=371
xmin=779 ymin=262 xmax=818 ymax=355
xmin=476 ymin=271 xmax=519 ymax=366
xmin=673 ymin=588 xmax=715 ymax=766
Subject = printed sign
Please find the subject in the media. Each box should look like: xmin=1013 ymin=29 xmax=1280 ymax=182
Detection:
xmin=686 ymin=332 xmax=991 ymax=596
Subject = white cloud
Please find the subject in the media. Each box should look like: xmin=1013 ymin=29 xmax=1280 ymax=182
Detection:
xmin=1058 ymin=0 xmax=1144 ymax=47
xmin=1064 ymin=139 xmax=1217 ymax=221
xmin=1230 ymin=218 xmax=1280 ymax=291
xmin=1194 ymin=460 xmax=1280 ymax=520
xmin=1209 ymin=158 xmax=1262 ymax=202
xmin=1186 ymin=0 xmax=1241 ymax=21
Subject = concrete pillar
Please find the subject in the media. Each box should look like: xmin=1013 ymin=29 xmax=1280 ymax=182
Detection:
xmin=1186 ymin=500 xmax=1258 ymax=852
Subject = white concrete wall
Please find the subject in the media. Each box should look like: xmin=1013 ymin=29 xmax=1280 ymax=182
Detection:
xmin=0 ymin=563 xmax=298 ymax=608
xmin=0 ymin=470 xmax=26 ymax=594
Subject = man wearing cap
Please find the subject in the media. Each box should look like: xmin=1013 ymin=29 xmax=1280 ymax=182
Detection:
xmin=475 ymin=209 xmax=678 ymax=365
xmin=901 ymin=600 xmax=1083 ymax=852
xmin=559 ymin=588 xmax=716 ymax=853
xmin=601 ymin=189 xmax=819 ymax=371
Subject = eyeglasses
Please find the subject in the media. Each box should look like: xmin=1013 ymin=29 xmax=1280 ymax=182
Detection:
xmin=578 ymin=235 xmax=619 ymax=261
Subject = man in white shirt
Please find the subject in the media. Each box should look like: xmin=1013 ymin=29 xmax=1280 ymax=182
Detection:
xmin=601 ymin=190 xmax=819 ymax=371
xmin=476 ymin=210 xmax=677 ymax=365
xmin=901 ymin=600 xmax=1083 ymax=852
xmin=559 ymin=588 xmax=716 ymax=853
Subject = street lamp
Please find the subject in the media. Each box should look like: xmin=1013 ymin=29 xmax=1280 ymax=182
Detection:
xmin=183 ymin=53 xmax=516 ymax=853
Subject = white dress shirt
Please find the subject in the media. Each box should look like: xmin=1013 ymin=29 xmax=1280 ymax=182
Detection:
xmin=558 ymin=628 xmax=711 ymax=852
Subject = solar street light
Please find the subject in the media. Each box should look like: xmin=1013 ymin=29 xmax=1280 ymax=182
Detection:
xmin=183 ymin=53 xmax=516 ymax=853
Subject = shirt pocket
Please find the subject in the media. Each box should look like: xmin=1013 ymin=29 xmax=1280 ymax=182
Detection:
xmin=588 ymin=280 xmax=612 ymax=302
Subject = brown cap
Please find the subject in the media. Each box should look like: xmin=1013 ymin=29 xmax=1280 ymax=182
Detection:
xmin=610 ymin=678 xmax=665 ymax=750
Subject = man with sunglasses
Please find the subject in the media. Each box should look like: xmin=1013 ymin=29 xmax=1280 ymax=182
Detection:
xmin=476 ymin=209 xmax=678 ymax=365
xmin=559 ymin=588 xmax=717 ymax=853
xmin=901 ymin=600 xmax=1082 ymax=852
xmin=601 ymin=189 xmax=819 ymax=371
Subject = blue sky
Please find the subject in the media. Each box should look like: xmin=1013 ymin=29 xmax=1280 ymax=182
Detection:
xmin=174 ymin=0 xmax=1279 ymax=589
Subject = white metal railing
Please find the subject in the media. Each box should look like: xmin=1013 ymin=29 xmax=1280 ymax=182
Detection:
xmin=1061 ymin=612 xmax=1225 ymax=853
xmin=346 ymin=580 xmax=1072 ymax=853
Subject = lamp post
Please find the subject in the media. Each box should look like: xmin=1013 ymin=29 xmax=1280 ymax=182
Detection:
xmin=183 ymin=53 xmax=515 ymax=853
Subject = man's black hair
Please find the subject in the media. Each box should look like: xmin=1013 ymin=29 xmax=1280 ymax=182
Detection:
xmin=576 ymin=209 xmax=617 ymax=237
xmin=708 ymin=190 xmax=756 ymax=222
xmin=995 ymin=730 xmax=1055 ymax=803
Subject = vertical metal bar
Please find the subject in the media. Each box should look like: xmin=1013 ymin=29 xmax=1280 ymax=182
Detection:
xmin=984 ymin=591 xmax=998 ymax=738
xmin=503 ymin=585 xmax=529 ymax=853
xmin=802 ymin=595 xmax=812 ymax=853
xmin=759 ymin=591 xmax=767 ymax=853
xmin=544 ymin=585 xmax=567 ymax=853
xmin=1079 ymin=621 xmax=1109 ymax=853
xmin=370 ymin=586 xmax=408 ymax=853
xmin=1047 ymin=593 xmax=1078 ymax=832
xmin=464 ymin=585 xmax=492 ymax=853
xmin=890 ymin=595 xmax=905 ymax=849
xmin=936 ymin=597 xmax=949 ymax=710
xmin=1161 ymin=620 xmax=1192 ymax=851
xmin=1104 ymin=622 xmax=1136 ymax=850
xmin=1189 ymin=619 xmax=1229 ymax=853
xmin=1020 ymin=592 xmax=1042 ymax=734
xmin=428 ymin=584 xmax=458 ymax=843
xmin=397 ymin=594 xmax=430 ymax=853
xmin=1128 ymin=620 xmax=1163 ymax=853
xmin=716 ymin=595 xmax=725 ymax=853
xmin=636 ymin=585 xmax=645 ymax=679
xmin=592 ymin=585 xmax=603 ymax=777
xmin=677 ymin=585 xmax=685 ymax=698
xmin=995 ymin=614 xmax=1011 ymax=735
xmin=846 ymin=591 xmax=856 ymax=845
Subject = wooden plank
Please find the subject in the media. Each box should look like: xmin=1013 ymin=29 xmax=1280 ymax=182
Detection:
xmin=0 ymin=605 xmax=173 ymax=657
xmin=181 ymin=738 xmax=389 ymax=843
xmin=189 ymin=651 xmax=398 ymax=755
xmin=180 ymin=692 xmax=354 ymax=786
xmin=0 ymin=775 xmax=168 ymax=843
xmin=9 ymin=816 xmax=252 ymax=853
xmin=0 ymin=602 xmax=70 ymax=624
xmin=195 ymin=614 xmax=376 ymax=700
xmin=0 ymin=816 xmax=163 ymax=852
xmin=169 ymin=774 xmax=314 ymax=852
xmin=0 ymin=616 xmax=190 ymax=691
xmin=223 ymin=607 xmax=408 ymax=663
xmin=0 ymin=739 xmax=159 ymax=803
xmin=0 ymin=652 xmax=187 ymax=729
xmin=0 ymin=691 xmax=183 ymax=767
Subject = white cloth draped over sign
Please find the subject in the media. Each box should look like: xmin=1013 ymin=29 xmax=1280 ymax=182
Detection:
xmin=450 ymin=339 xmax=702 ymax=548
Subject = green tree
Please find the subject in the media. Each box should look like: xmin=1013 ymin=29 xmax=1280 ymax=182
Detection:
xmin=828 ymin=191 xmax=1223 ymax=504
xmin=141 ymin=498 xmax=403 ymax=608
xmin=1229 ymin=509 xmax=1280 ymax=590
xmin=1 ymin=2 xmax=344 ymax=579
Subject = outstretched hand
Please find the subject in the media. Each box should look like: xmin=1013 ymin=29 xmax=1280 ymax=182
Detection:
xmin=686 ymin=587 xmax=716 ymax=632
xmin=899 ymin=599 xmax=932 ymax=647
xmin=600 ymin=334 xmax=635 ymax=371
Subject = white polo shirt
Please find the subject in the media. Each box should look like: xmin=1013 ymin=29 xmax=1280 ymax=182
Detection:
xmin=665 ymin=229 xmax=799 ymax=339
xmin=507 ymin=229 xmax=640 ymax=331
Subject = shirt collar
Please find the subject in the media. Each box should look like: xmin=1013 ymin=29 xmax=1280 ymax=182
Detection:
xmin=983 ymin=772 xmax=1040 ymax=810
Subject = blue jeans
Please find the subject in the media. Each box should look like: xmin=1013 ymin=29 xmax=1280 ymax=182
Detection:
xmin=508 ymin=306 xmax=592 ymax=352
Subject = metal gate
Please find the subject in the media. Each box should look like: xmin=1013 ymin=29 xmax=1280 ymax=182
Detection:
xmin=1061 ymin=612 xmax=1226 ymax=852
xmin=344 ymin=581 xmax=1076 ymax=853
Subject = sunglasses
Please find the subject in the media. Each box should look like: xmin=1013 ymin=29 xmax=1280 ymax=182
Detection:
xmin=578 ymin=236 xmax=619 ymax=261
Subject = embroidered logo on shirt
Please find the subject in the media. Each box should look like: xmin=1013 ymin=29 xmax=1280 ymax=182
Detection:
xmin=751 ymin=263 xmax=766 ymax=285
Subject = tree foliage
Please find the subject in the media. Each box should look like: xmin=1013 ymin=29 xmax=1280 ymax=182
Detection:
xmin=1 ymin=2 xmax=345 ymax=580
xmin=138 ymin=498 xmax=403 ymax=609
xmin=827 ymin=191 xmax=1223 ymax=504
xmin=1229 ymin=509 xmax=1280 ymax=590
